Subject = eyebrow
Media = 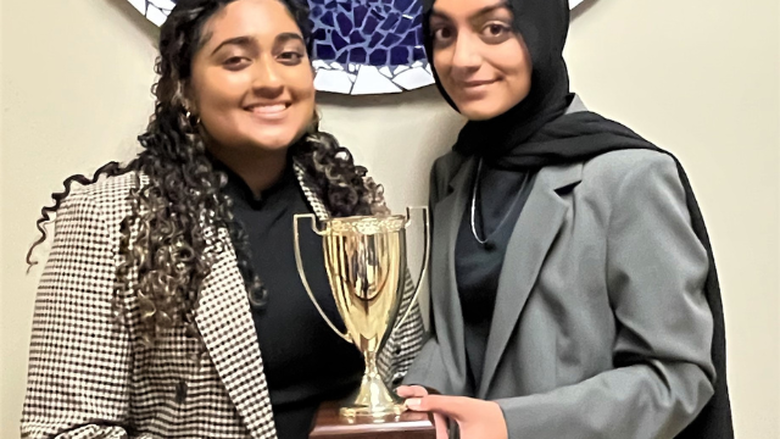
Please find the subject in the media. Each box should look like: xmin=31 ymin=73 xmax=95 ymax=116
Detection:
xmin=210 ymin=32 xmax=305 ymax=56
xmin=430 ymin=1 xmax=511 ymax=22
xmin=210 ymin=35 xmax=255 ymax=55
xmin=275 ymin=32 xmax=305 ymax=45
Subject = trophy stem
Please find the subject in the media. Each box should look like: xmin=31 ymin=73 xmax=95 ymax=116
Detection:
xmin=339 ymin=351 xmax=404 ymax=419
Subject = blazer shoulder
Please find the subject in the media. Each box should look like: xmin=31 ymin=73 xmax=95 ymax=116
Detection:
xmin=580 ymin=148 xmax=679 ymax=190
xmin=430 ymin=151 xmax=468 ymax=187
xmin=61 ymin=170 xmax=142 ymax=232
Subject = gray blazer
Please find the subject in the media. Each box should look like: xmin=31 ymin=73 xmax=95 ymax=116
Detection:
xmin=405 ymin=144 xmax=716 ymax=438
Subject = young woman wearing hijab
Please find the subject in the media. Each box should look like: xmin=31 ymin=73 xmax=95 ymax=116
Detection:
xmin=21 ymin=1 xmax=422 ymax=437
xmin=397 ymin=0 xmax=732 ymax=438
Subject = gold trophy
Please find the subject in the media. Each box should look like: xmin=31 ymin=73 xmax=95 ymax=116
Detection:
xmin=294 ymin=208 xmax=433 ymax=437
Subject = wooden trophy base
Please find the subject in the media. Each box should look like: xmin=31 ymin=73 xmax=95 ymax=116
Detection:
xmin=309 ymin=400 xmax=436 ymax=438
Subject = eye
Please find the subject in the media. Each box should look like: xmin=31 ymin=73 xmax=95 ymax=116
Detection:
xmin=223 ymin=56 xmax=251 ymax=70
xmin=278 ymin=51 xmax=304 ymax=64
xmin=432 ymin=26 xmax=455 ymax=42
xmin=481 ymin=22 xmax=512 ymax=42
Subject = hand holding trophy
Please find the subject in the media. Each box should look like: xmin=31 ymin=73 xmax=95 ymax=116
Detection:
xmin=293 ymin=207 xmax=435 ymax=438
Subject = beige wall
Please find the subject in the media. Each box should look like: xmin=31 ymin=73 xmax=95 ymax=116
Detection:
xmin=2 ymin=0 xmax=778 ymax=437
xmin=0 ymin=0 xmax=5 ymax=426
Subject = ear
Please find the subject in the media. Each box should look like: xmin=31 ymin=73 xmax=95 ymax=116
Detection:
xmin=180 ymin=80 xmax=198 ymax=115
xmin=306 ymin=107 xmax=321 ymax=133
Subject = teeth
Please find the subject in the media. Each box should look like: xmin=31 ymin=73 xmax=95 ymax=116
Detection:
xmin=251 ymin=104 xmax=286 ymax=114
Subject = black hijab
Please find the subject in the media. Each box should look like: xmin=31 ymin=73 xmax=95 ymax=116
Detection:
xmin=422 ymin=0 xmax=733 ymax=436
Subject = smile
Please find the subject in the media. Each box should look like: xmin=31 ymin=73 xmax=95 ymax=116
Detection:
xmin=245 ymin=102 xmax=291 ymax=120
xmin=461 ymin=79 xmax=498 ymax=88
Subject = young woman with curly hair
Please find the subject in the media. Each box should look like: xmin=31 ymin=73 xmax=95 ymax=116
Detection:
xmin=21 ymin=1 xmax=422 ymax=437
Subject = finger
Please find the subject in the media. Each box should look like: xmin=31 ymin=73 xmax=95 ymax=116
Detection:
xmin=405 ymin=395 xmax=469 ymax=421
xmin=434 ymin=412 xmax=449 ymax=439
xmin=396 ymin=385 xmax=429 ymax=398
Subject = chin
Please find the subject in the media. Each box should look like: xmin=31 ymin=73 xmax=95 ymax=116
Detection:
xmin=457 ymin=100 xmax=517 ymax=121
xmin=245 ymin=127 xmax=307 ymax=152
xmin=250 ymin=138 xmax=298 ymax=151
xmin=459 ymin=105 xmax=502 ymax=121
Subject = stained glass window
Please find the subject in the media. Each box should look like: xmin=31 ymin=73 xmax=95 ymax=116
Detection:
xmin=126 ymin=0 xmax=582 ymax=95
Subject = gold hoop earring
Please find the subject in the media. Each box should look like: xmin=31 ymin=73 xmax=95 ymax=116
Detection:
xmin=185 ymin=110 xmax=201 ymax=127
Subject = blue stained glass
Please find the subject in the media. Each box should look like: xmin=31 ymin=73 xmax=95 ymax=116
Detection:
xmin=332 ymin=32 xmax=348 ymax=51
xmin=336 ymin=12 xmax=353 ymax=36
xmin=412 ymin=13 xmax=422 ymax=26
xmin=349 ymin=47 xmax=367 ymax=63
xmin=395 ymin=15 xmax=413 ymax=35
xmin=362 ymin=15 xmax=380 ymax=34
xmin=380 ymin=32 xmax=401 ymax=48
xmin=313 ymin=28 xmax=327 ymax=40
xmin=354 ymin=5 xmax=369 ymax=28
xmin=349 ymin=31 xmax=366 ymax=44
xmin=400 ymin=31 xmax=416 ymax=46
xmin=395 ymin=0 xmax=415 ymax=13
xmin=368 ymin=32 xmax=383 ymax=48
xmin=370 ymin=9 xmax=386 ymax=20
xmin=320 ymin=11 xmax=334 ymax=27
xmin=413 ymin=46 xmax=427 ymax=61
xmin=316 ymin=44 xmax=336 ymax=59
xmin=379 ymin=12 xmax=400 ymax=31
xmin=130 ymin=0 xmax=579 ymax=94
xmin=369 ymin=48 xmax=388 ymax=65
xmin=390 ymin=46 xmax=409 ymax=65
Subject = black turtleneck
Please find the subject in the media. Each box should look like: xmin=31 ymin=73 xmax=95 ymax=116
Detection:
xmin=219 ymin=161 xmax=364 ymax=439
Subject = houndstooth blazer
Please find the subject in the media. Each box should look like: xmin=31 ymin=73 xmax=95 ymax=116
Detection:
xmin=21 ymin=162 xmax=424 ymax=439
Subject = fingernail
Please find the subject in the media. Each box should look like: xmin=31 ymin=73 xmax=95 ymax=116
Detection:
xmin=405 ymin=398 xmax=421 ymax=408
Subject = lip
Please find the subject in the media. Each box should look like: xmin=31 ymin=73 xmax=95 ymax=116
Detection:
xmin=244 ymin=102 xmax=291 ymax=121
xmin=460 ymin=79 xmax=498 ymax=88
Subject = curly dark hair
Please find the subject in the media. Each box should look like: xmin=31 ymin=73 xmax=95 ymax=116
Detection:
xmin=27 ymin=0 xmax=388 ymax=346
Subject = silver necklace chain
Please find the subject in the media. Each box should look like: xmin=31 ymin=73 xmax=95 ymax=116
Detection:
xmin=470 ymin=159 xmax=488 ymax=245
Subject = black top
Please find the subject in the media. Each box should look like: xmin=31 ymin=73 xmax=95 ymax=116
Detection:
xmin=455 ymin=162 xmax=536 ymax=388
xmin=221 ymin=161 xmax=364 ymax=439
xmin=422 ymin=0 xmax=732 ymax=432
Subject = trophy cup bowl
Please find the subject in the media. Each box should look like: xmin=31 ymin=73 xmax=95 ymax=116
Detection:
xmin=293 ymin=207 xmax=429 ymax=421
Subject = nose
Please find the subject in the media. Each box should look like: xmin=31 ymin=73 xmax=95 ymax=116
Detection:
xmin=251 ymin=55 xmax=284 ymax=96
xmin=450 ymin=33 xmax=482 ymax=73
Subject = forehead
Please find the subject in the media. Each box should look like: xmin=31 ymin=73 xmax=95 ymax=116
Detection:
xmin=201 ymin=0 xmax=301 ymax=44
xmin=432 ymin=0 xmax=511 ymax=19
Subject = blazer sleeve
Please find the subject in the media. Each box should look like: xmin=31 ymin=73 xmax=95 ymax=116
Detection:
xmin=400 ymin=157 xmax=455 ymax=393
xmin=21 ymin=188 xmax=133 ymax=438
xmin=376 ymin=158 xmax=441 ymax=386
xmin=378 ymin=268 xmax=425 ymax=386
xmin=497 ymin=154 xmax=716 ymax=439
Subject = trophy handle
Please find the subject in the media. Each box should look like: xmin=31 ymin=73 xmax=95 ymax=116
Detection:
xmin=394 ymin=206 xmax=431 ymax=331
xmin=293 ymin=213 xmax=352 ymax=344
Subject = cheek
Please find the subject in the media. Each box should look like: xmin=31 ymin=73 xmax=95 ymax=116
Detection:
xmin=432 ymin=49 xmax=457 ymax=91
xmin=194 ymin=70 xmax=249 ymax=117
xmin=482 ymin=45 xmax=531 ymax=109
xmin=289 ymin=67 xmax=316 ymax=106
xmin=497 ymin=41 xmax=532 ymax=91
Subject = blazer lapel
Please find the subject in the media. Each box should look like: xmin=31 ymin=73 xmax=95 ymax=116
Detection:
xmin=191 ymin=162 xmax=328 ymax=439
xmin=429 ymin=157 xmax=477 ymax=392
xmin=195 ymin=239 xmax=276 ymax=439
xmin=477 ymin=163 xmax=582 ymax=398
